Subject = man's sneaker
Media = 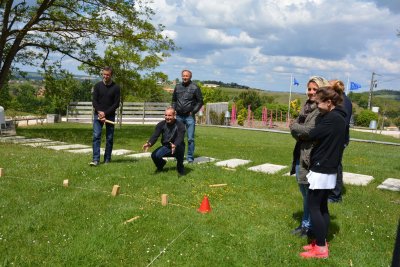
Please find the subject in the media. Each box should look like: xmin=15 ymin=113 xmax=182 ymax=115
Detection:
xmin=328 ymin=197 xmax=342 ymax=203
xmin=104 ymin=159 xmax=110 ymax=164
xmin=89 ymin=161 xmax=99 ymax=166
xmin=291 ymin=226 xmax=303 ymax=235
xmin=300 ymin=245 xmax=329 ymax=259
xmin=299 ymin=227 xmax=311 ymax=238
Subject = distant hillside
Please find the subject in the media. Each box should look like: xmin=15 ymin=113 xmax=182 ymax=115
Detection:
xmin=374 ymin=89 xmax=400 ymax=100
xmin=197 ymin=80 xmax=250 ymax=89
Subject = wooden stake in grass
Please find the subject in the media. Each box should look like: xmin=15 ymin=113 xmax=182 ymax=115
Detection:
xmin=123 ymin=216 xmax=140 ymax=224
xmin=111 ymin=185 xmax=120 ymax=196
xmin=0 ymin=168 xmax=3 ymax=177
xmin=209 ymin=183 xmax=227 ymax=188
xmin=161 ymin=194 xmax=168 ymax=206
xmin=63 ymin=179 xmax=69 ymax=187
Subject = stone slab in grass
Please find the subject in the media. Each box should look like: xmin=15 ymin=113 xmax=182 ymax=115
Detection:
xmin=66 ymin=148 xmax=93 ymax=154
xmin=13 ymin=138 xmax=53 ymax=143
xmin=125 ymin=152 xmax=151 ymax=158
xmin=248 ymin=163 xmax=287 ymax=174
xmin=193 ymin=156 xmax=217 ymax=164
xmin=45 ymin=144 xmax=90 ymax=150
xmin=377 ymin=178 xmax=400 ymax=192
xmin=111 ymin=149 xmax=134 ymax=156
xmin=66 ymin=148 xmax=131 ymax=155
xmin=215 ymin=158 xmax=251 ymax=168
xmin=283 ymin=172 xmax=295 ymax=176
xmin=343 ymin=172 xmax=374 ymax=186
xmin=24 ymin=141 xmax=67 ymax=147
xmin=0 ymin=136 xmax=26 ymax=142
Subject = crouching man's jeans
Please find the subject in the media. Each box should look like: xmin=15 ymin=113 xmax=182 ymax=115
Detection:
xmin=151 ymin=143 xmax=185 ymax=173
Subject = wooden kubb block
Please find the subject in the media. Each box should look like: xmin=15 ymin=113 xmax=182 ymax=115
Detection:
xmin=0 ymin=168 xmax=3 ymax=177
xmin=112 ymin=185 xmax=120 ymax=196
xmin=161 ymin=194 xmax=168 ymax=206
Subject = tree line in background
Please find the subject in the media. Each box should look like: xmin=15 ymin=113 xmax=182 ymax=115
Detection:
xmin=1 ymin=76 xmax=399 ymax=128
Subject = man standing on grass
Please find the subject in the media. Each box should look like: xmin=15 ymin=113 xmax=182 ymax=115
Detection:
xmin=328 ymin=80 xmax=353 ymax=203
xmin=90 ymin=66 xmax=120 ymax=166
xmin=172 ymin=70 xmax=203 ymax=163
xmin=142 ymin=107 xmax=186 ymax=176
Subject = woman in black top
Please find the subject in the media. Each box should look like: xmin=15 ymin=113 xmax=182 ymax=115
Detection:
xmin=299 ymin=85 xmax=346 ymax=259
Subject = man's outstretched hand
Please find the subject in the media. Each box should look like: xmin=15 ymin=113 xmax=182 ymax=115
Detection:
xmin=142 ymin=142 xmax=151 ymax=152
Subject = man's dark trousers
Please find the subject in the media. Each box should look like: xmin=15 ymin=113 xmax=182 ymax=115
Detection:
xmin=151 ymin=143 xmax=185 ymax=173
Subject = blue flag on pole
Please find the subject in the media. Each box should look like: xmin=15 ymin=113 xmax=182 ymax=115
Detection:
xmin=350 ymin=82 xmax=361 ymax=90
xmin=293 ymin=78 xmax=299 ymax=86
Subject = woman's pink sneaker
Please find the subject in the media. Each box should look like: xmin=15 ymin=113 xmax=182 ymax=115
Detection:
xmin=302 ymin=240 xmax=316 ymax=251
xmin=300 ymin=245 xmax=329 ymax=259
xmin=303 ymin=240 xmax=328 ymax=251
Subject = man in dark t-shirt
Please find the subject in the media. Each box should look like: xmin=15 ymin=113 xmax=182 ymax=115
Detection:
xmin=90 ymin=66 xmax=120 ymax=166
xmin=142 ymin=107 xmax=186 ymax=176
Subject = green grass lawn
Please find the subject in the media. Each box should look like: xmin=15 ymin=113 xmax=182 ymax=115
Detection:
xmin=0 ymin=123 xmax=399 ymax=266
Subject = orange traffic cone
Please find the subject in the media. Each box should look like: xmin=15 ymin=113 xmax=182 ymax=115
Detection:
xmin=198 ymin=195 xmax=212 ymax=213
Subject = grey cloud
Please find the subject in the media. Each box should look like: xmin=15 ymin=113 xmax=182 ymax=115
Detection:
xmin=361 ymin=0 xmax=400 ymax=14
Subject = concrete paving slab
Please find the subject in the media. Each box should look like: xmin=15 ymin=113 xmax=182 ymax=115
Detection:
xmin=125 ymin=152 xmax=152 ymax=158
xmin=45 ymin=144 xmax=90 ymax=150
xmin=66 ymin=148 xmax=131 ymax=155
xmin=193 ymin=156 xmax=217 ymax=164
xmin=0 ymin=136 xmax=26 ymax=142
xmin=215 ymin=158 xmax=251 ymax=168
xmin=112 ymin=149 xmax=134 ymax=156
xmin=377 ymin=178 xmax=400 ymax=192
xmin=343 ymin=172 xmax=374 ymax=186
xmin=66 ymin=148 xmax=95 ymax=154
xmin=24 ymin=141 xmax=67 ymax=147
xmin=12 ymin=138 xmax=53 ymax=144
xmin=248 ymin=163 xmax=287 ymax=174
xmin=283 ymin=172 xmax=295 ymax=176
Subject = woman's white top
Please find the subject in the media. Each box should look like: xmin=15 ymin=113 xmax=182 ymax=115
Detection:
xmin=307 ymin=170 xmax=337 ymax=190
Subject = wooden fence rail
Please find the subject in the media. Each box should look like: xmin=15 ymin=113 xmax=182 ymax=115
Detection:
xmin=66 ymin=102 xmax=170 ymax=124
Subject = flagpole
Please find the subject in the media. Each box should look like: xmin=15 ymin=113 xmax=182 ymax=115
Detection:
xmin=288 ymin=74 xmax=293 ymax=120
xmin=346 ymin=75 xmax=350 ymax=95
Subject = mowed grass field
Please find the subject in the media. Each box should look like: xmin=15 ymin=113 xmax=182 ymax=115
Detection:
xmin=0 ymin=123 xmax=399 ymax=266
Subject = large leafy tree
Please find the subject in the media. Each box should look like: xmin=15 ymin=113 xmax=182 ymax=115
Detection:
xmin=0 ymin=0 xmax=176 ymax=93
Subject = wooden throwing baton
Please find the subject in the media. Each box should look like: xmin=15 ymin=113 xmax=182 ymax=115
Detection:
xmin=104 ymin=119 xmax=115 ymax=125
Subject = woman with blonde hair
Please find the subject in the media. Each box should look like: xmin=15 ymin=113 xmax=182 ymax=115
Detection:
xmin=298 ymin=84 xmax=347 ymax=258
xmin=290 ymin=76 xmax=330 ymax=237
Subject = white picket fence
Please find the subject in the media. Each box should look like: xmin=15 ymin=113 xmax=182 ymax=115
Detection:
xmin=66 ymin=102 xmax=170 ymax=124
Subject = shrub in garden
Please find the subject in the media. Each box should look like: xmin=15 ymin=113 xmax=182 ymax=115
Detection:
xmin=355 ymin=109 xmax=378 ymax=127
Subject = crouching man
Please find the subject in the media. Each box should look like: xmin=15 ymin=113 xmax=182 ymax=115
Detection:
xmin=142 ymin=107 xmax=186 ymax=176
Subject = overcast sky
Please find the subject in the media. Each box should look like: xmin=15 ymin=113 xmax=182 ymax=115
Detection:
xmin=20 ymin=0 xmax=400 ymax=93
xmin=148 ymin=0 xmax=400 ymax=93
